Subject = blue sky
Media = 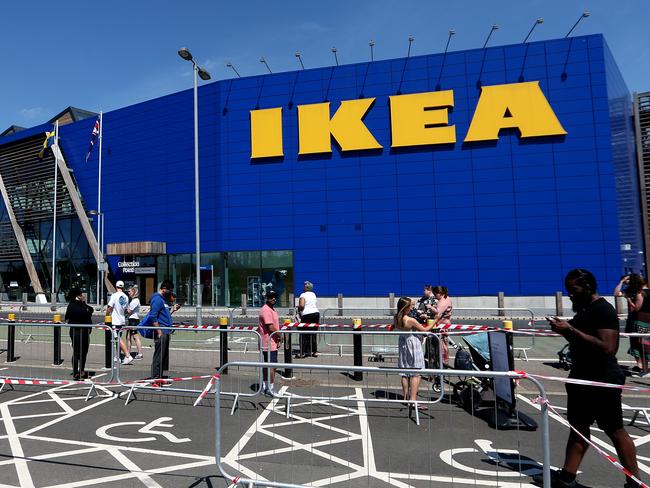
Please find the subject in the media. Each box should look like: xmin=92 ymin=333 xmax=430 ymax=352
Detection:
xmin=1 ymin=0 xmax=648 ymax=132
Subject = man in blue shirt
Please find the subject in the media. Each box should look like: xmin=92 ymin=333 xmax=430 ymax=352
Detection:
xmin=148 ymin=280 xmax=178 ymax=386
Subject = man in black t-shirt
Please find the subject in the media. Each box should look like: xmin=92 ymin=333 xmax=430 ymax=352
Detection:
xmin=534 ymin=269 xmax=641 ymax=488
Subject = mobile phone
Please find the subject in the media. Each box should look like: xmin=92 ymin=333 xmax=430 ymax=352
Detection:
xmin=545 ymin=316 xmax=556 ymax=322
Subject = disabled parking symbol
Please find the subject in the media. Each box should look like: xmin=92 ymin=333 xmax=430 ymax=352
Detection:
xmin=96 ymin=417 xmax=191 ymax=443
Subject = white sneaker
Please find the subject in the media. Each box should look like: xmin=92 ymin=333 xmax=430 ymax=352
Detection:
xmin=135 ymin=353 xmax=144 ymax=360
xmin=122 ymin=355 xmax=134 ymax=365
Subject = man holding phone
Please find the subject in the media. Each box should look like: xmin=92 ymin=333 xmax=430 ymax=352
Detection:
xmin=534 ymin=269 xmax=640 ymax=488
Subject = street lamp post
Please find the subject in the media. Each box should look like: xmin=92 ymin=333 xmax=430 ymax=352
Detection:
xmin=178 ymin=47 xmax=211 ymax=326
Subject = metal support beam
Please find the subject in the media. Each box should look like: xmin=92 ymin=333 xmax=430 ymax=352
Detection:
xmin=52 ymin=145 xmax=115 ymax=294
xmin=0 ymin=172 xmax=45 ymax=296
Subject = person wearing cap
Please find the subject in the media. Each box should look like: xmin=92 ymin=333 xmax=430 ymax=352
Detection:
xmin=259 ymin=289 xmax=281 ymax=396
xmin=65 ymin=288 xmax=93 ymax=380
xmin=107 ymin=280 xmax=133 ymax=365
xmin=148 ymin=280 xmax=178 ymax=386
xmin=297 ymin=281 xmax=320 ymax=358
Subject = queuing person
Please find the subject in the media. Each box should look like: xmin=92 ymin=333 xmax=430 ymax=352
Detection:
xmin=394 ymin=296 xmax=435 ymax=411
xmin=148 ymin=280 xmax=178 ymax=386
xmin=535 ymin=269 xmax=641 ymax=488
xmin=431 ymin=285 xmax=453 ymax=364
xmin=64 ymin=288 xmax=93 ymax=380
xmin=297 ymin=281 xmax=320 ymax=358
xmin=259 ymin=289 xmax=281 ymax=396
xmin=125 ymin=286 xmax=144 ymax=360
xmin=410 ymin=285 xmax=437 ymax=323
xmin=106 ymin=280 xmax=134 ymax=365
xmin=614 ymin=274 xmax=650 ymax=375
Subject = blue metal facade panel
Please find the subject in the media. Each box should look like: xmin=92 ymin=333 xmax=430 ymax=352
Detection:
xmin=4 ymin=34 xmax=639 ymax=296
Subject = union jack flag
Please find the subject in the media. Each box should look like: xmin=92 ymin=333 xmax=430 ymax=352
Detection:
xmin=85 ymin=117 xmax=100 ymax=162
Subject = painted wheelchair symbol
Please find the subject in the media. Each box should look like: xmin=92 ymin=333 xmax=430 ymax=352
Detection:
xmin=96 ymin=417 xmax=190 ymax=444
xmin=440 ymin=438 xmax=557 ymax=478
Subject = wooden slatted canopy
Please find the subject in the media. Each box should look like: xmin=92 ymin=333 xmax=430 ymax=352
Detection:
xmin=106 ymin=241 xmax=166 ymax=255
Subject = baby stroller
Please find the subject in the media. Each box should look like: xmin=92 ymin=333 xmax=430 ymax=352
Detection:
xmin=451 ymin=333 xmax=492 ymax=410
xmin=557 ymin=344 xmax=572 ymax=370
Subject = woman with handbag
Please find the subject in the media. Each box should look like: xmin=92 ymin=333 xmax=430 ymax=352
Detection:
xmin=615 ymin=274 xmax=650 ymax=376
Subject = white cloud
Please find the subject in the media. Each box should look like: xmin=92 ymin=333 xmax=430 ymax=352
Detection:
xmin=19 ymin=107 xmax=44 ymax=121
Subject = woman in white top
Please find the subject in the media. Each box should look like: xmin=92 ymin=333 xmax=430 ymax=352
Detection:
xmin=126 ymin=286 xmax=144 ymax=360
xmin=298 ymin=281 xmax=320 ymax=358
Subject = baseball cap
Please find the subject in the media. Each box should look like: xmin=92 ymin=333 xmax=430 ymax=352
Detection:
xmin=265 ymin=290 xmax=277 ymax=299
xmin=116 ymin=280 xmax=125 ymax=288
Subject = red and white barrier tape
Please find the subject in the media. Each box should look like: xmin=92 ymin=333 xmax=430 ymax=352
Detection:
xmin=121 ymin=374 xmax=214 ymax=386
xmin=0 ymin=377 xmax=89 ymax=386
xmin=533 ymin=396 xmax=648 ymax=488
xmin=526 ymin=373 xmax=650 ymax=393
xmin=193 ymin=374 xmax=220 ymax=406
xmin=0 ymin=317 xmax=59 ymax=324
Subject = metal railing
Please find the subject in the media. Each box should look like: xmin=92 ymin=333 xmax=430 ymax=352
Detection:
xmin=213 ymin=361 xmax=552 ymax=488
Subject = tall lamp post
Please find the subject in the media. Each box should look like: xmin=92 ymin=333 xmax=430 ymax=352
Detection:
xmin=178 ymin=47 xmax=211 ymax=326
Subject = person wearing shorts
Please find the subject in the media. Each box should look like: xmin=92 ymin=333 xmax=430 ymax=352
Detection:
xmin=126 ymin=286 xmax=143 ymax=360
xmin=259 ymin=289 xmax=280 ymax=396
xmin=535 ymin=269 xmax=641 ymax=488
xmin=107 ymin=280 xmax=133 ymax=365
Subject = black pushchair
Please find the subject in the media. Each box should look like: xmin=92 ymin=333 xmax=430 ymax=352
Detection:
xmin=451 ymin=333 xmax=492 ymax=410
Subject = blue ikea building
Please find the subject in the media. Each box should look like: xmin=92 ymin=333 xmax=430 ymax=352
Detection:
xmin=0 ymin=34 xmax=643 ymax=305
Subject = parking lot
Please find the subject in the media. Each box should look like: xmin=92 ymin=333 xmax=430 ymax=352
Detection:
xmin=1 ymin=315 xmax=650 ymax=487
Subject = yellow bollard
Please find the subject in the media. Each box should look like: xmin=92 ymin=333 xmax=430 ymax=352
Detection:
xmin=353 ymin=318 xmax=362 ymax=328
xmin=219 ymin=316 xmax=228 ymax=326
xmin=53 ymin=314 xmax=61 ymax=324
xmin=427 ymin=319 xmax=435 ymax=327
xmin=104 ymin=315 xmax=112 ymax=325
xmin=284 ymin=317 xmax=292 ymax=326
xmin=502 ymin=320 xmax=513 ymax=330
xmin=8 ymin=313 xmax=15 ymax=322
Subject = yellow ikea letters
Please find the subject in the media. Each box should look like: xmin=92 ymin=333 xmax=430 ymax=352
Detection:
xmin=250 ymin=81 xmax=565 ymax=158
xmin=465 ymin=81 xmax=567 ymax=141
xmin=389 ymin=90 xmax=456 ymax=147
xmin=298 ymin=98 xmax=382 ymax=155
xmin=250 ymin=107 xmax=283 ymax=158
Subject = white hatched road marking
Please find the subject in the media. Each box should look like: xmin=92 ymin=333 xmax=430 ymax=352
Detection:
xmin=0 ymin=382 xmax=215 ymax=487
xmin=223 ymin=387 xmax=539 ymax=486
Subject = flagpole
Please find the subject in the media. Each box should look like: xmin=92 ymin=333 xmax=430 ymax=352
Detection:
xmin=97 ymin=112 xmax=103 ymax=307
xmin=51 ymin=121 xmax=59 ymax=302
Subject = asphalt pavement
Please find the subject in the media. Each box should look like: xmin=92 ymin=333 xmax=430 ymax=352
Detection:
xmin=1 ymin=314 xmax=650 ymax=487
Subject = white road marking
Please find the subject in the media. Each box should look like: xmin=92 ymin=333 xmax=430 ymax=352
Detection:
xmin=518 ymin=394 xmax=650 ymax=476
xmin=96 ymin=417 xmax=190 ymax=444
xmin=47 ymin=390 xmax=75 ymax=414
xmin=6 ymin=396 xmax=91 ymax=405
xmin=222 ymin=386 xmax=517 ymax=487
xmin=0 ymin=402 xmax=35 ymax=487
xmin=109 ymin=448 xmax=163 ymax=488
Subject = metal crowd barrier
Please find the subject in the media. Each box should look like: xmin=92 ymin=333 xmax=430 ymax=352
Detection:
xmin=268 ymin=327 xmax=445 ymax=404
xmin=453 ymin=307 xmax=537 ymax=349
xmin=0 ymin=319 xmax=265 ymax=410
xmin=213 ymin=361 xmax=552 ymax=488
xmin=319 ymin=307 xmax=537 ymax=353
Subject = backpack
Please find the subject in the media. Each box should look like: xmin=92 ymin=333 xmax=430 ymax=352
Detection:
xmin=137 ymin=313 xmax=156 ymax=339
xmin=454 ymin=348 xmax=473 ymax=371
